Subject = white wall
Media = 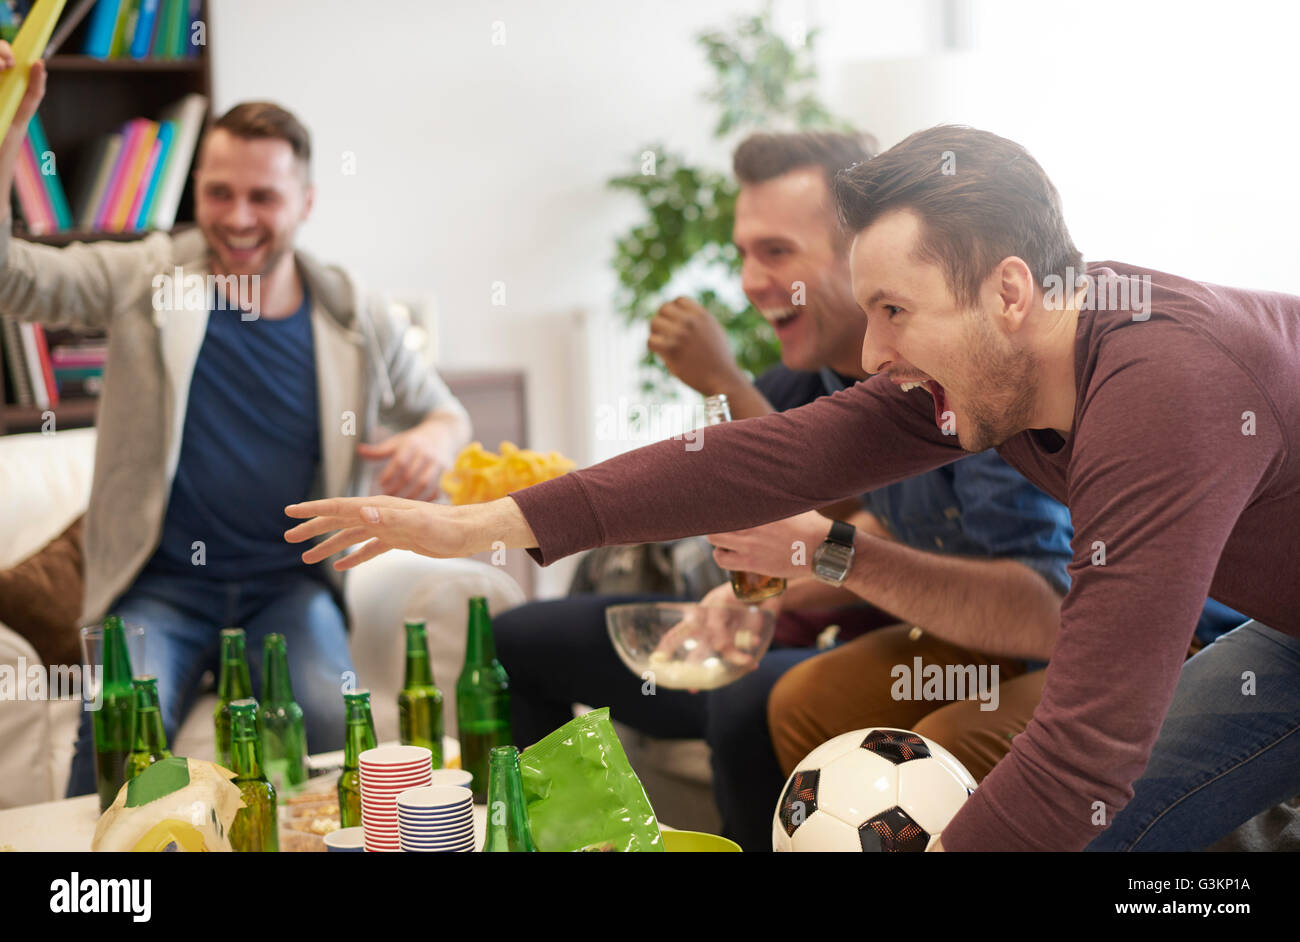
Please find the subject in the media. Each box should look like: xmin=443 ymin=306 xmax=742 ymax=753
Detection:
xmin=832 ymin=0 xmax=1300 ymax=294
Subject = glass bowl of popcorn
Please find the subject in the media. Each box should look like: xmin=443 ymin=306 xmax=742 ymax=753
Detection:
xmin=605 ymin=602 xmax=777 ymax=690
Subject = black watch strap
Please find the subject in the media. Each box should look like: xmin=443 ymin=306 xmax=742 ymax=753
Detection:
xmin=827 ymin=520 xmax=855 ymax=547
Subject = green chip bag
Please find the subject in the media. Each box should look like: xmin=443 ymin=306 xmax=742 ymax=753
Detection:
xmin=519 ymin=707 xmax=664 ymax=852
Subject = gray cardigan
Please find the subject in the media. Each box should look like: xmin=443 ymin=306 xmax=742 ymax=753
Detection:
xmin=0 ymin=220 xmax=467 ymax=624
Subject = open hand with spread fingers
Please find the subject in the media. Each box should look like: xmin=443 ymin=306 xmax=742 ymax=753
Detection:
xmin=283 ymin=494 xmax=536 ymax=571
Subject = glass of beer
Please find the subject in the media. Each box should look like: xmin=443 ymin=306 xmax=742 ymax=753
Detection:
xmin=703 ymin=394 xmax=788 ymax=604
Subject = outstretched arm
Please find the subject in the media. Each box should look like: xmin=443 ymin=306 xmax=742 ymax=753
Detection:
xmin=284 ymin=493 xmax=536 ymax=570
xmin=285 ymin=373 xmax=965 ymax=570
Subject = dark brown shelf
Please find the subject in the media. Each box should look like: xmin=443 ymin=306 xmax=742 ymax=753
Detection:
xmin=1 ymin=398 xmax=99 ymax=433
xmin=46 ymin=55 xmax=204 ymax=73
xmin=15 ymin=228 xmax=161 ymax=246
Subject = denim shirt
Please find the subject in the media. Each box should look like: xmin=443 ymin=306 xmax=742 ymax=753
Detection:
xmin=809 ymin=367 xmax=1074 ymax=597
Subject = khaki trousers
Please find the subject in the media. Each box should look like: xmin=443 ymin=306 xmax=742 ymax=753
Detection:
xmin=768 ymin=623 xmax=1047 ymax=782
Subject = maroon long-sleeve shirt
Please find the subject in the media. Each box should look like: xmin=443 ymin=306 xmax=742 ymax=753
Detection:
xmin=512 ymin=261 xmax=1299 ymax=851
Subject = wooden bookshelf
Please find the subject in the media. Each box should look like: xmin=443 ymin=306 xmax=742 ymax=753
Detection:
xmin=46 ymin=54 xmax=206 ymax=73
xmin=1 ymin=2 xmax=213 ymax=435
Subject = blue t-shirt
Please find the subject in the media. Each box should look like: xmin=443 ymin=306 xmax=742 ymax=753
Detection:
xmin=144 ymin=289 xmax=321 ymax=579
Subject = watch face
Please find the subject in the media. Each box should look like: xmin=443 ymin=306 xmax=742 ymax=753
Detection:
xmin=814 ymin=543 xmax=853 ymax=583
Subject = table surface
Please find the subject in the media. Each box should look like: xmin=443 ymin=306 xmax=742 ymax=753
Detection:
xmin=0 ymin=738 xmax=487 ymax=852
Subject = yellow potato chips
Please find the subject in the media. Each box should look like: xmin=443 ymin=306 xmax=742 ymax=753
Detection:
xmin=440 ymin=441 xmax=576 ymax=505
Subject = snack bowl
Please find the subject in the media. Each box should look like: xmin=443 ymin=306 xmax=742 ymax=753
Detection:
xmin=605 ymin=602 xmax=776 ymax=690
xmin=661 ymin=829 xmax=742 ymax=852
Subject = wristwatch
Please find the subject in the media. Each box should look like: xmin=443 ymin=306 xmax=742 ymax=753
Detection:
xmin=811 ymin=520 xmax=856 ymax=586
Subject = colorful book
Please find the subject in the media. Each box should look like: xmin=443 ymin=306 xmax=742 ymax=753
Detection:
xmin=18 ymin=322 xmax=50 ymax=410
xmin=24 ymin=138 xmax=58 ymax=230
xmin=108 ymin=119 xmax=157 ymax=230
xmin=150 ymin=0 xmax=172 ymax=56
xmin=128 ymin=0 xmax=159 ymax=58
xmin=134 ymin=119 xmax=172 ymax=228
xmin=108 ymin=0 xmax=138 ymax=58
xmin=13 ymin=139 xmax=55 ymax=233
xmin=29 ymin=323 xmax=58 ymax=408
xmin=2 ymin=318 xmax=34 ymax=406
xmin=125 ymin=135 xmax=161 ymax=230
xmin=83 ymin=0 xmax=123 ymax=57
xmin=156 ymin=0 xmax=180 ymax=57
xmin=27 ymin=112 xmax=74 ymax=230
xmin=93 ymin=118 xmax=144 ymax=230
xmin=107 ymin=116 xmax=155 ymax=229
xmin=74 ymin=133 xmax=121 ymax=229
xmin=52 ymin=365 xmax=107 ymax=379
xmin=149 ymin=93 xmax=206 ymax=229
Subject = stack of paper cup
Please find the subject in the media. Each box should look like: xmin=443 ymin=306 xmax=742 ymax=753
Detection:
xmin=397 ymin=785 xmax=475 ymax=852
xmin=359 ymin=745 xmax=433 ymax=852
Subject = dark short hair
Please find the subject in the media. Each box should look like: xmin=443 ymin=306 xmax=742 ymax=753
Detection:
xmin=210 ymin=101 xmax=312 ymax=176
xmin=733 ymin=130 xmax=877 ymax=190
xmin=833 ymin=125 xmax=1083 ymax=308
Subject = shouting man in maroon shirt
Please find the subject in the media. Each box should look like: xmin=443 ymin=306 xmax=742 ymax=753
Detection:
xmin=286 ymin=125 xmax=1300 ymax=852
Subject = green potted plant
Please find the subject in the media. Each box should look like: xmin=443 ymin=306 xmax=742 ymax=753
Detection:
xmin=609 ymin=6 xmax=850 ymax=395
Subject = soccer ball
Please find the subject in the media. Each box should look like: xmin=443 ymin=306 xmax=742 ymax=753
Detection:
xmin=772 ymin=728 xmax=976 ymax=852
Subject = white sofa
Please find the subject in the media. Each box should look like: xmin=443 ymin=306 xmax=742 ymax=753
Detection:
xmin=0 ymin=427 xmax=525 ymax=809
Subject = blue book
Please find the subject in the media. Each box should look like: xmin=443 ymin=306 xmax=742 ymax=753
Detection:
xmin=82 ymin=0 xmax=125 ymax=58
xmin=134 ymin=120 xmax=173 ymax=229
xmin=128 ymin=0 xmax=160 ymax=59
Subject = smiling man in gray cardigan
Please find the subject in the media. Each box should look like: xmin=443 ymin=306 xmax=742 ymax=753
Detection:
xmin=0 ymin=62 xmax=469 ymax=796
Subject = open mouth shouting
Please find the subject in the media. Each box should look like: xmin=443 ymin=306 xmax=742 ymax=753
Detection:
xmin=895 ymin=377 xmax=949 ymax=429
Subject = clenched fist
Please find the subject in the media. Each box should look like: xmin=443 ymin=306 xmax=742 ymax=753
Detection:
xmin=647 ymin=296 xmax=745 ymax=395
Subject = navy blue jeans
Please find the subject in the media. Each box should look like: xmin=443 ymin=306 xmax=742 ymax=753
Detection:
xmin=1087 ymin=620 xmax=1300 ymax=851
xmin=67 ymin=567 xmax=353 ymax=798
xmin=493 ymin=594 xmax=820 ymax=852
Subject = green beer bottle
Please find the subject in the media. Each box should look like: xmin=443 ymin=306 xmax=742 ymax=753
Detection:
xmin=122 ymin=676 xmax=171 ymax=783
xmin=228 ymin=699 xmax=278 ymax=852
xmin=484 ymin=745 xmax=537 ymax=852
xmin=455 ymin=597 xmax=512 ymax=802
xmin=92 ymin=615 xmax=136 ymax=812
xmin=398 ymin=619 xmax=444 ymax=768
xmin=213 ymin=628 xmax=252 ymax=771
xmin=259 ymin=633 xmax=308 ymax=793
xmin=337 ymin=689 xmax=377 ymax=829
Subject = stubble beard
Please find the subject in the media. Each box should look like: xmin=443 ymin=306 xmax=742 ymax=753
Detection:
xmin=960 ymin=311 xmax=1039 ymax=452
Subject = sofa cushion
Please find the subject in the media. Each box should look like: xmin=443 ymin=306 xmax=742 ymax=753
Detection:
xmin=0 ymin=428 xmax=96 ymax=569
xmin=0 ymin=517 xmax=84 ymax=668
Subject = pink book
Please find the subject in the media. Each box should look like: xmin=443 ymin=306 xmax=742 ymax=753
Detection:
xmin=108 ymin=120 xmax=158 ymax=232
xmin=94 ymin=119 xmax=147 ymax=231
xmin=125 ymin=137 xmax=162 ymax=231
xmin=13 ymin=140 xmax=54 ymax=233
xmin=25 ymin=138 xmax=59 ymax=230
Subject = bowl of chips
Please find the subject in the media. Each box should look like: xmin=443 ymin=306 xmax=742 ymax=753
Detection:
xmin=440 ymin=441 xmax=576 ymax=505
xmin=605 ymin=602 xmax=776 ymax=691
